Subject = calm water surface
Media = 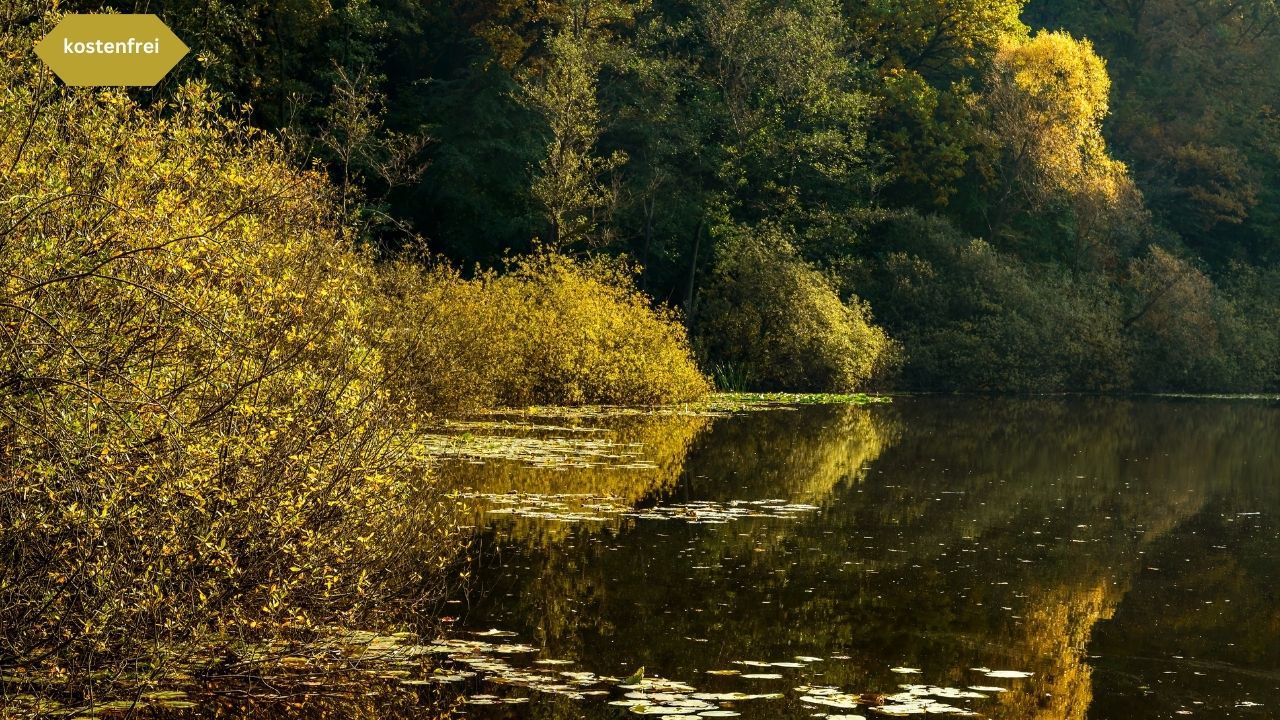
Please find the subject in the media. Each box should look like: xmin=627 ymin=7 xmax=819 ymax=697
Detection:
xmin=436 ymin=398 xmax=1280 ymax=720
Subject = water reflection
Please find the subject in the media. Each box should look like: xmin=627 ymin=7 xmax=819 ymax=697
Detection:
xmin=456 ymin=398 xmax=1280 ymax=719
xmin=47 ymin=398 xmax=1277 ymax=719
xmin=439 ymin=412 xmax=713 ymax=547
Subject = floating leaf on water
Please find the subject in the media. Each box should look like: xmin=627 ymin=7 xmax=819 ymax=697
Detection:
xmin=870 ymin=704 xmax=929 ymax=716
xmin=471 ymin=628 xmax=518 ymax=638
xmin=670 ymin=699 xmax=716 ymax=709
xmin=697 ymin=712 xmax=743 ymax=717
xmin=621 ymin=678 xmax=697 ymax=693
xmin=690 ymin=692 xmax=782 ymax=701
xmin=626 ymin=691 xmax=685 ymax=702
xmin=982 ymin=670 xmax=1033 ymax=679
xmin=534 ymin=658 xmax=576 ymax=665
xmin=740 ymin=673 xmax=784 ymax=680
xmin=494 ymin=643 xmax=539 ymax=653
xmin=796 ymin=686 xmax=842 ymax=696
xmin=795 ymin=656 xmax=824 ymax=663
xmin=968 ymin=686 xmax=1006 ymax=693
xmin=705 ymin=669 xmax=741 ymax=676
xmin=770 ymin=662 xmax=806 ymax=668
xmin=923 ymin=687 xmax=986 ymax=699
xmin=890 ymin=667 xmax=922 ymax=674
xmin=425 ymin=672 xmax=475 ymax=683
xmin=800 ymin=694 xmax=861 ymax=709
xmin=872 ymin=697 xmax=972 ymax=716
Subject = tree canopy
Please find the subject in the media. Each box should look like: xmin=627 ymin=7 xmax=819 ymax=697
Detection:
xmin=45 ymin=0 xmax=1280 ymax=392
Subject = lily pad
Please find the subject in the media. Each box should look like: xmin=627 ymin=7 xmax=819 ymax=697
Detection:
xmin=982 ymin=670 xmax=1033 ymax=679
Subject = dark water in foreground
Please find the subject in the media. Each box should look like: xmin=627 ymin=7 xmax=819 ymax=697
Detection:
xmin=439 ymin=398 xmax=1280 ymax=720
xmin=31 ymin=398 xmax=1277 ymax=720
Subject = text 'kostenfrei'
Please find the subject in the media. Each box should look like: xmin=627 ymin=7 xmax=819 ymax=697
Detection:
xmin=62 ymin=37 xmax=162 ymax=55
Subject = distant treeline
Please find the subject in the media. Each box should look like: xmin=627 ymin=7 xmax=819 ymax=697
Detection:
xmin=73 ymin=0 xmax=1280 ymax=390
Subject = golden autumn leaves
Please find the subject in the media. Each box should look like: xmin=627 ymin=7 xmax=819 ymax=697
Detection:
xmin=0 ymin=9 xmax=708 ymax=691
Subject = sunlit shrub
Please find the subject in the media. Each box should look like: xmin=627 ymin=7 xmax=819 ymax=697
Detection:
xmin=0 ymin=22 xmax=463 ymax=685
xmin=374 ymin=261 xmax=515 ymax=413
xmin=695 ymin=224 xmax=898 ymax=392
xmin=497 ymin=253 xmax=711 ymax=405
xmin=374 ymin=252 xmax=710 ymax=412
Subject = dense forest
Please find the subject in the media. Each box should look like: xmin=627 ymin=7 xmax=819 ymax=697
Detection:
xmin=69 ymin=0 xmax=1280 ymax=393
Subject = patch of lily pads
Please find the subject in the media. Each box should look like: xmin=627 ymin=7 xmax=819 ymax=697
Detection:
xmin=795 ymin=682 xmax=1001 ymax=717
xmin=3 ymin=625 xmax=1032 ymax=719
xmin=467 ymin=491 xmax=823 ymax=525
xmin=417 ymin=432 xmax=657 ymax=469
xmin=709 ymin=392 xmax=892 ymax=409
xmin=374 ymin=628 xmax=1025 ymax=719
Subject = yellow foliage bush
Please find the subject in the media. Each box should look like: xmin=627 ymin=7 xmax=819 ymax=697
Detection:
xmin=374 ymin=252 xmax=710 ymax=412
xmin=695 ymin=224 xmax=898 ymax=392
xmin=0 ymin=8 xmax=706 ymax=686
xmin=0 ymin=18 xmax=462 ymax=680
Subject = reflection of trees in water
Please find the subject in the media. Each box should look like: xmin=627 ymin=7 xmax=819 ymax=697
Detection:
xmin=460 ymin=405 xmax=903 ymax=677
xmin=457 ymin=399 xmax=1280 ymax=720
xmin=676 ymin=405 xmax=903 ymax=504
xmin=439 ymin=413 xmax=713 ymax=547
xmin=436 ymin=412 xmax=714 ymax=653
xmin=862 ymin=398 xmax=1280 ymax=720
xmin=1088 ymin=480 xmax=1280 ymax=717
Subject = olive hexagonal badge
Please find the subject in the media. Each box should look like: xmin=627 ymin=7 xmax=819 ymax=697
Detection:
xmin=35 ymin=14 xmax=189 ymax=87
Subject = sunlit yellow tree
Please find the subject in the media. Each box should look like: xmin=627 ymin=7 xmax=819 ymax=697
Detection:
xmin=983 ymin=30 xmax=1147 ymax=268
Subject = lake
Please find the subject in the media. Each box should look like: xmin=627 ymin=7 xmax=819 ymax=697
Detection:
xmin=425 ymin=397 xmax=1279 ymax=720
xmin=49 ymin=397 xmax=1279 ymax=719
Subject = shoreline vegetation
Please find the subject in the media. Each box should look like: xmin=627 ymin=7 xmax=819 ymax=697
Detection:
xmin=0 ymin=17 xmax=709 ymax=716
xmin=2 ymin=0 xmax=1279 ymax=716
